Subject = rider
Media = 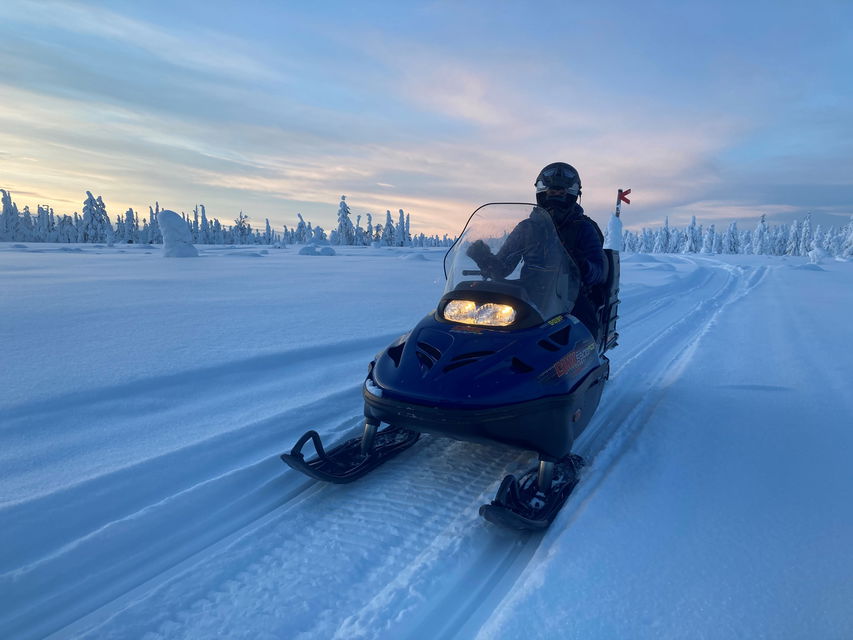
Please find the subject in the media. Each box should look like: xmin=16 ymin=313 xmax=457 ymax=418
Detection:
xmin=467 ymin=162 xmax=606 ymax=337
xmin=535 ymin=162 xmax=606 ymax=336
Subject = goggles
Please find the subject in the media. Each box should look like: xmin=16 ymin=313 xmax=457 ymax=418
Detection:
xmin=535 ymin=177 xmax=580 ymax=195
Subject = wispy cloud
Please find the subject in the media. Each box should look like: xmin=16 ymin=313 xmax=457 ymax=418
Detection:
xmin=2 ymin=0 xmax=284 ymax=82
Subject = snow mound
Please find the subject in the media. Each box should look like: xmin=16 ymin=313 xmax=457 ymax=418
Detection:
xmin=403 ymin=253 xmax=428 ymax=261
xmin=12 ymin=243 xmax=27 ymax=249
xmin=638 ymin=263 xmax=677 ymax=272
xmin=791 ymin=263 xmax=826 ymax=271
xmin=159 ymin=210 xmax=199 ymax=258
xmin=226 ymin=251 xmax=264 ymax=258
xmin=621 ymin=253 xmax=660 ymax=263
xmin=808 ymin=248 xmax=827 ymax=264
xmin=60 ymin=246 xmax=83 ymax=252
xmin=298 ymin=245 xmax=337 ymax=256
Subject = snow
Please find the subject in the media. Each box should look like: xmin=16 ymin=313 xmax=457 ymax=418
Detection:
xmin=603 ymin=214 xmax=623 ymax=251
xmin=158 ymin=210 xmax=199 ymax=258
xmin=298 ymin=244 xmax=337 ymax=256
xmin=2 ymin=243 xmax=852 ymax=639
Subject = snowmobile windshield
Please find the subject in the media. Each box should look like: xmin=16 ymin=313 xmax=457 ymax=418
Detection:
xmin=443 ymin=203 xmax=581 ymax=323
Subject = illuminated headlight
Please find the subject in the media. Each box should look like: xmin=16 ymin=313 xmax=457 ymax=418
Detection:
xmin=443 ymin=299 xmax=516 ymax=326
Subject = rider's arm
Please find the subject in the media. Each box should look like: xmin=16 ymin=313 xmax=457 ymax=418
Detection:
xmin=576 ymin=222 xmax=606 ymax=286
xmin=491 ymin=219 xmax=533 ymax=277
xmin=468 ymin=220 xmax=531 ymax=279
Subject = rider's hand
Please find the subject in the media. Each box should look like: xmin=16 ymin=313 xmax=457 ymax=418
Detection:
xmin=466 ymin=239 xmax=492 ymax=265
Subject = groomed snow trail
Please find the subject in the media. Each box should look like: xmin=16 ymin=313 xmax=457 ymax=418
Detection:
xmin=5 ymin=246 xmax=847 ymax=639
xmin=476 ymin=257 xmax=853 ymax=639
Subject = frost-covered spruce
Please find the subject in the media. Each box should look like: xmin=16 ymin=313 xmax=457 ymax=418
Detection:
xmin=799 ymin=212 xmax=814 ymax=256
xmin=382 ymin=210 xmax=395 ymax=246
xmin=702 ymin=224 xmax=716 ymax=254
xmin=753 ymin=214 xmax=769 ymax=255
xmin=295 ymin=213 xmax=308 ymax=244
xmin=336 ymin=196 xmax=355 ymax=245
xmin=843 ymin=215 xmax=853 ymax=259
xmin=158 ymin=210 xmax=199 ymax=257
xmin=396 ymin=209 xmax=406 ymax=246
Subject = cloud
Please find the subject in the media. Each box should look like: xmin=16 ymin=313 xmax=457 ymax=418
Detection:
xmin=1 ymin=0 xmax=284 ymax=82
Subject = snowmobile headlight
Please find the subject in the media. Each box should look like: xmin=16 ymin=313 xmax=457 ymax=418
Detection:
xmin=443 ymin=299 xmax=516 ymax=327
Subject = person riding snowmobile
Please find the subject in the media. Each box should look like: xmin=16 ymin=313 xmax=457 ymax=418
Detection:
xmin=466 ymin=162 xmax=606 ymax=338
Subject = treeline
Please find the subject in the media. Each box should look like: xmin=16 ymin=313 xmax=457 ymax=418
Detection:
xmin=614 ymin=213 xmax=853 ymax=259
xmin=0 ymin=189 xmax=455 ymax=248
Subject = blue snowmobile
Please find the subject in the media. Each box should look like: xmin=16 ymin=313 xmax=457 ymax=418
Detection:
xmin=282 ymin=203 xmax=620 ymax=530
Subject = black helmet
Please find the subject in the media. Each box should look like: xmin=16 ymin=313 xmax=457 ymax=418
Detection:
xmin=535 ymin=162 xmax=581 ymax=218
xmin=534 ymin=162 xmax=581 ymax=196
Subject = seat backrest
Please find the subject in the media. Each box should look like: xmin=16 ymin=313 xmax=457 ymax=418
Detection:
xmin=598 ymin=249 xmax=620 ymax=351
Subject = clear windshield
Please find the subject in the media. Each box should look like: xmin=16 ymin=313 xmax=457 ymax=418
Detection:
xmin=443 ymin=203 xmax=580 ymax=321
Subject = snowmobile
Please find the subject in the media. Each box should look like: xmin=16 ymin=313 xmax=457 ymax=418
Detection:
xmin=282 ymin=203 xmax=620 ymax=530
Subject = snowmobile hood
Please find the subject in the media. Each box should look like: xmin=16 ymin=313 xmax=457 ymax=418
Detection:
xmin=368 ymin=312 xmax=601 ymax=409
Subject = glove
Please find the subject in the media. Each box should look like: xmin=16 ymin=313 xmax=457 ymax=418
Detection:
xmin=466 ymin=239 xmax=492 ymax=265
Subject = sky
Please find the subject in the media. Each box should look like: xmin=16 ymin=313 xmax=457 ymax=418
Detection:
xmin=1 ymin=0 xmax=852 ymax=235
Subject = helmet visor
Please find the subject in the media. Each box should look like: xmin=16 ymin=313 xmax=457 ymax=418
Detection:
xmin=535 ymin=177 xmax=580 ymax=195
xmin=535 ymin=165 xmax=580 ymax=195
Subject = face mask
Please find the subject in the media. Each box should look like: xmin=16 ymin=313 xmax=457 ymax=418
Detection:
xmin=544 ymin=195 xmax=577 ymax=222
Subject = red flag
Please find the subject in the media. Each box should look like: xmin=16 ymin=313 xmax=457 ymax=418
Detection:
xmin=618 ymin=188 xmax=631 ymax=205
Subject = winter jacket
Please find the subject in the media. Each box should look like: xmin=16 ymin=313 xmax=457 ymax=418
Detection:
xmin=553 ymin=204 xmax=606 ymax=287
xmin=466 ymin=205 xmax=605 ymax=287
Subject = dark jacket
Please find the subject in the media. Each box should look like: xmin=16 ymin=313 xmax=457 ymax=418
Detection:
xmin=467 ymin=205 xmax=605 ymax=287
xmin=554 ymin=204 xmax=606 ymax=287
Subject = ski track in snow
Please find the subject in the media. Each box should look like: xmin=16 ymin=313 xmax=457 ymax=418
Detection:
xmin=2 ymin=253 xmax=782 ymax=640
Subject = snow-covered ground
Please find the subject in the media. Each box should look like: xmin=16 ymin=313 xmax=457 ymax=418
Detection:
xmin=2 ymin=243 xmax=852 ymax=639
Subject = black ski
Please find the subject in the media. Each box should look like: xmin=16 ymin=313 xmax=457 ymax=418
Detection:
xmin=479 ymin=455 xmax=584 ymax=531
xmin=281 ymin=425 xmax=420 ymax=484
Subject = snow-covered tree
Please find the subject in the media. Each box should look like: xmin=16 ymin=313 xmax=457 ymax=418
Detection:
xmin=1 ymin=189 xmax=20 ymax=241
xmin=335 ymin=195 xmax=355 ymax=245
xmin=721 ymin=222 xmax=738 ymax=254
xmin=128 ymin=208 xmax=140 ymax=243
xmin=681 ymin=216 xmax=700 ymax=253
xmin=772 ymin=223 xmax=789 ymax=256
xmin=701 ymin=224 xmax=716 ymax=254
xmin=812 ymin=224 xmax=826 ymax=253
xmin=786 ymin=220 xmax=801 ymax=256
xmin=35 ymin=205 xmax=54 ymax=242
xmin=826 ymin=225 xmax=843 ymax=257
xmin=159 ymin=210 xmax=199 ymax=257
xmin=753 ymin=214 xmax=769 ymax=255
xmin=149 ymin=203 xmax=163 ymax=244
xmin=799 ymin=213 xmax=813 ymax=256
xmin=381 ymin=210 xmax=395 ymax=246
xmin=652 ymin=217 xmax=671 ymax=253
xmin=843 ymin=216 xmax=853 ymax=259
xmin=294 ymin=214 xmax=308 ymax=243
xmin=199 ymin=205 xmax=210 ymax=244
xmin=80 ymin=191 xmax=113 ymax=243
xmin=233 ymin=211 xmax=250 ymax=243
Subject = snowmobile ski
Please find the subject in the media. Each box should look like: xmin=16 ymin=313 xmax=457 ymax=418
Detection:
xmin=281 ymin=422 xmax=420 ymax=484
xmin=479 ymin=455 xmax=584 ymax=531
